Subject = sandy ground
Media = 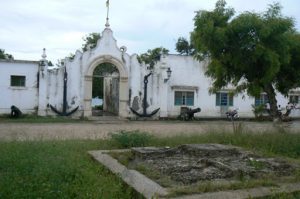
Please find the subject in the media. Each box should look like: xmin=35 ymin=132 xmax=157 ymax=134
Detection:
xmin=0 ymin=120 xmax=299 ymax=141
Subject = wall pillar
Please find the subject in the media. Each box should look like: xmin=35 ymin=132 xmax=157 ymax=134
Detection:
xmin=83 ymin=75 xmax=93 ymax=117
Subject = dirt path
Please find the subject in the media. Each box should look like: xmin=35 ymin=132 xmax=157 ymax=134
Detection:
xmin=0 ymin=120 xmax=298 ymax=141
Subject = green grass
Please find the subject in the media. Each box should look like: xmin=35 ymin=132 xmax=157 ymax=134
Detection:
xmin=0 ymin=140 xmax=143 ymax=199
xmin=1 ymin=128 xmax=300 ymax=198
xmin=147 ymin=130 xmax=300 ymax=159
xmin=0 ymin=115 xmax=87 ymax=123
xmin=258 ymin=192 xmax=300 ymax=199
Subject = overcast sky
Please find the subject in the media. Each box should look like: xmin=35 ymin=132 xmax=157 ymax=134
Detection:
xmin=0 ymin=0 xmax=299 ymax=63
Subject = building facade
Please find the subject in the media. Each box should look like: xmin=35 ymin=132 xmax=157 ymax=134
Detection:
xmin=0 ymin=60 xmax=39 ymax=114
xmin=1 ymin=27 xmax=300 ymax=118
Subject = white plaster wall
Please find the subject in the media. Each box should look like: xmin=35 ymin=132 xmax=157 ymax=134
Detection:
xmin=44 ymin=28 xmax=132 ymax=117
xmin=82 ymin=28 xmax=130 ymax=77
xmin=66 ymin=52 xmax=82 ymax=114
xmin=46 ymin=68 xmax=64 ymax=114
xmin=0 ymin=60 xmax=39 ymax=114
xmin=146 ymin=55 xmax=294 ymax=118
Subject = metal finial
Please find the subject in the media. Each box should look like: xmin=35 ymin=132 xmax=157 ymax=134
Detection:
xmin=41 ymin=48 xmax=47 ymax=59
xmin=105 ymin=0 xmax=110 ymax=27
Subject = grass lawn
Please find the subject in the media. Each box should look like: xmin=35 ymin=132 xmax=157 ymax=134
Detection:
xmin=0 ymin=140 xmax=143 ymax=199
xmin=0 ymin=115 xmax=87 ymax=123
xmin=0 ymin=128 xmax=300 ymax=198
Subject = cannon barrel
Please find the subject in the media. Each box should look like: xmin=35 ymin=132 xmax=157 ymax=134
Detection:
xmin=180 ymin=107 xmax=201 ymax=121
xmin=11 ymin=105 xmax=22 ymax=118
xmin=186 ymin=108 xmax=201 ymax=114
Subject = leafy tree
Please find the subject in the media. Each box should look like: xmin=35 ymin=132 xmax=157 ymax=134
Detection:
xmin=92 ymin=63 xmax=119 ymax=98
xmin=0 ymin=49 xmax=13 ymax=60
xmin=175 ymin=37 xmax=194 ymax=55
xmin=82 ymin=33 xmax=101 ymax=52
xmin=48 ymin=61 xmax=53 ymax=66
xmin=192 ymin=0 xmax=300 ymax=119
xmin=66 ymin=53 xmax=75 ymax=60
xmin=137 ymin=47 xmax=169 ymax=69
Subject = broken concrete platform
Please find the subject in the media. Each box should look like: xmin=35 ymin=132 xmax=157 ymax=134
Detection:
xmin=89 ymin=144 xmax=300 ymax=199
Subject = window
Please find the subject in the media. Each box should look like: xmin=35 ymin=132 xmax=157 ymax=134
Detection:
xmin=216 ymin=92 xmax=233 ymax=106
xmin=10 ymin=76 xmax=26 ymax=87
xmin=254 ymin=94 xmax=268 ymax=106
xmin=289 ymin=95 xmax=299 ymax=104
xmin=174 ymin=91 xmax=194 ymax=106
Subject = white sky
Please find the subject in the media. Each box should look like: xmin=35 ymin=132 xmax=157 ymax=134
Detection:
xmin=0 ymin=0 xmax=299 ymax=63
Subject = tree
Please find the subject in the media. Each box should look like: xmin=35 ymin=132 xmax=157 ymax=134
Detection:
xmin=0 ymin=49 xmax=13 ymax=60
xmin=137 ymin=47 xmax=169 ymax=69
xmin=92 ymin=63 xmax=118 ymax=98
xmin=192 ymin=0 xmax=300 ymax=119
xmin=82 ymin=33 xmax=101 ymax=52
xmin=66 ymin=53 xmax=75 ymax=60
xmin=175 ymin=37 xmax=194 ymax=55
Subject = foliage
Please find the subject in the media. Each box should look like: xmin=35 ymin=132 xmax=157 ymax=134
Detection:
xmin=92 ymin=76 xmax=103 ymax=98
xmin=192 ymin=0 xmax=300 ymax=119
xmin=0 ymin=128 xmax=300 ymax=198
xmin=47 ymin=61 xmax=53 ymax=66
xmin=0 ymin=115 xmax=85 ymax=123
xmin=0 ymin=140 xmax=142 ymax=198
xmin=82 ymin=33 xmax=101 ymax=52
xmin=137 ymin=47 xmax=169 ymax=69
xmin=175 ymin=37 xmax=195 ymax=55
xmin=148 ymin=128 xmax=300 ymax=159
xmin=92 ymin=63 xmax=119 ymax=98
xmin=93 ymin=105 xmax=103 ymax=110
xmin=0 ymin=49 xmax=13 ymax=60
xmin=260 ymin=192 xmax=300 ymax=199
xmin=110 ymin=130 xmax=153 ymax=148
xmin=93 ymin=62 xmax=119 ymax=75
xmin=66 ymin=53 xmax=75 ymax=60
xmin=252 ymin=104 xmax=266 ymax=118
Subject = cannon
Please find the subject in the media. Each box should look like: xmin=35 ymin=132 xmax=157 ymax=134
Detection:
xmin=179 ymin=107 xmax=201 ymax=121
xmin=11 ymin=105 xmax=22 ymax=118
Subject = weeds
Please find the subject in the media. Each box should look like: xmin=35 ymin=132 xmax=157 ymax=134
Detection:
xmin=1 ymin=128 xmax=300 ymax=198
xmin=147 ymin=130 xmax=300 ymax=159
xmin=109 ymin=130 xmax=153 ymax=148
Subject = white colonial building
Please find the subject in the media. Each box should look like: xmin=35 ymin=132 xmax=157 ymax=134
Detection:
xmin=1 ymin=26 xmax=300 ymax=118
xmin=0 ymin=60 xmax=39 ymax=114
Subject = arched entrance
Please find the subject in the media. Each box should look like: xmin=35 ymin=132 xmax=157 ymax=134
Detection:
xmin=92 ymin=63 xmax=119 ymax=116
xmin=83 ymin=55 xmax=129 ymax=118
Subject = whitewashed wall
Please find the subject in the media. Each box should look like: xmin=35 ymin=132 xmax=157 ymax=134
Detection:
xmin=2 ymin=27 xmax=295 ymax=119
xmin=143 ymin=54 xmax=292 ymax=118
xmin=0 ymin=60 xmax=39 ymax=114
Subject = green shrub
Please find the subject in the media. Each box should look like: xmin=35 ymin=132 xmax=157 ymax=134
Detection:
xmin=93 ymin=105 xmax=103 ymax=110
xmin=110 ymin=130 xmax=153 ymax=148
xmin=252 ymin=104 xmax=265 ymax=118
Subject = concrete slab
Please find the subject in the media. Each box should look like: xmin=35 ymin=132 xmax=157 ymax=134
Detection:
xmin=89 ymin=150 xmax=168 ymax=198
xmin=89 ymin=148 xmax=300 ymax=199
xmin=171 ymin=183 xmax=300 ymax=199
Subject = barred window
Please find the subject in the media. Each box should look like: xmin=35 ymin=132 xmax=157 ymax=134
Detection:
xmin=174 ymin=91 xmax=194 ymax=106
xmin=10 ymin=76 xmax=26 ymax=87
xmin=216 ymin=92 xmax=233 ymax=106
xmin=254 ymin=94 xmax=268 ymax=106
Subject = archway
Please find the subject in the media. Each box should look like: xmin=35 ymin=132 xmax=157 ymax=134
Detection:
xmin=92 ymin=63 xmax=119 ymax=116
xmin=83 ymin=55 xmax=129 ymax=118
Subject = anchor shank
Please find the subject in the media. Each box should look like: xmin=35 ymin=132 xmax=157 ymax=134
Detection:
xmin=62 ymin=67 xmax=68 ymax=114
xmin=143 ymin=72 xmax=152 ymax=116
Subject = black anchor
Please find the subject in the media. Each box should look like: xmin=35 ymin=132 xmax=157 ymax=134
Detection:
xmin=130 ymin=72 xmax=160 ymax=117
xmin=50 ymin=67 xmax=79 ymax=116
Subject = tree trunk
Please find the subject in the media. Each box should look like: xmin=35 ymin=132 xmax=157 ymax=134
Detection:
xmin=264 ymin=84 xmax=280 ymax=121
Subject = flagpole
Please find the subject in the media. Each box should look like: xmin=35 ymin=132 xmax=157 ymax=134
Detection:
xmin=105 ymin=0 xmax=110 ymax=27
